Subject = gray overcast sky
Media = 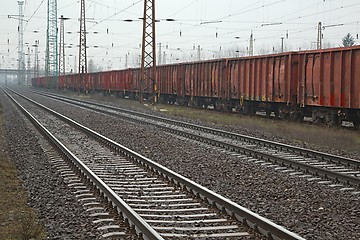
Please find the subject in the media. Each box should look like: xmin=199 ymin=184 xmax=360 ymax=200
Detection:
xmin=0 ymin=0 xmax=359 ymax=71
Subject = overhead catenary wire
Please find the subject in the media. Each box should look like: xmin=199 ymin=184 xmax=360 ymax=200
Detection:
xmin=160 ymin=1 xmax=359 ymax=54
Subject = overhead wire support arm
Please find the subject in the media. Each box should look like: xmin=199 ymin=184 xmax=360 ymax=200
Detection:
xmin=8 ymin=15 xmax=28 ymax=22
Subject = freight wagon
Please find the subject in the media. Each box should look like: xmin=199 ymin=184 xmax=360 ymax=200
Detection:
xmin=32 ymin=45 xmax=360 ymax=128
xmin=296 ymin=46 xmax=360 ymax=126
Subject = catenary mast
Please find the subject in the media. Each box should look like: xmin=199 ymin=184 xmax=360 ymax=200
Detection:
xmin=78 ymin=0 xmax=87 ymax=92
xmin=140 ymin=0 xmax=157 ymax=104
xmin=17 ymin=1 xmax=25 ymax=85
xmin=46 ymin=0 xmax=58 ymax=83
xmin=59 ymin=15 xmax=69 ymax=77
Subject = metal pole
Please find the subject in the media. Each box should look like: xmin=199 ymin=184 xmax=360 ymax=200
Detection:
xmin=73 ymin=55 xmax=77 ymax=74
xmin=197 ymin=45 xmax=201 ymax=60
xmin=158 ymin=43 xmax=162 ymax=65
xmin=17 ymin=1 xmax=24 ymax=85
xmin=59 ymin=15 xmax=69 ymax=77
xmin=46 ymin=0 xmax=58 ymax=81
xmin=27 ymin=46 xmax=31 ymax=86
xmin=79 ymin=0 xmax=87 ymax=92
xmin=33 ymin=40 xmax=39 ymax=78
xmin=317 ymin=22 xmax=322 ymax=50
xmin=6 ymin=38 xmax=9 ymax=85
xmin=140 ymin=0 xmax=157 ymax=104
xmin=125 ymin=54 xmax=128 ymax=69
xmin=249 ymin=31 xmax=254 ymax=56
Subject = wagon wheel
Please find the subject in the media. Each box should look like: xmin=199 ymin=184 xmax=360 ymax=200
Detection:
xmin=274 ymin=108 xmax=280 ymax=118
xmin=296 ymin=113 xmax=305 ymax=123
xmin=312 ymin=113 xmax=324 ymax=125
xmin=278 ymin=107 xmax=289 ymax=120
xmin=243 ymin=104 xmax=255 ymax=116
xmin=235 ymin=105 xmax=243 ymax=114
xmin=353 ymin=121 xmax=360 ymax=130
xmin=214 ymin=101 xmax=223 ymax=112
xmin=290 ymin=112 xmax=304 ymax=122
xmin=280 ymin=111 xmax=290 ymax=120
xmin=325 ymin=112 xmax=339 ymax=127
xmin=189 ymin=99 xmax=197 ymax=108
xmin=162 ymin=96 xmax=169 ymax=104
xmin=177 ymin=97 xmax=185 ymax=106
xmin=266 ymin=109 xmax=272 ymax=117
xmin=204 ymin=102 xmax=209 ymax=109
xmin=218 ymin=105 xmax=225 ymax=112
xmin=224 ymin=103 xmax=232 ymax=112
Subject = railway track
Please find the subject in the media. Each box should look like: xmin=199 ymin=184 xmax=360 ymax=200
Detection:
xmin=3 ymin=88 xmax=306 ymax=239
xmin=32 ymin=90 xmax=360 ymax=192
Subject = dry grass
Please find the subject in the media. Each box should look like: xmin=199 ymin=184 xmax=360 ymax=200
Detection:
xmin=0 ymin=104 xmax=46 ymax=240
xmin=159 ymin=104 xmax=360 ymax=154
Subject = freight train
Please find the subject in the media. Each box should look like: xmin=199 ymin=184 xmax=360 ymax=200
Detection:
xmin=32 ymin=45 xmax=360 ymax=128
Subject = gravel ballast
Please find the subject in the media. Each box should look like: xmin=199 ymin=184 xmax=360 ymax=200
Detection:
xmin=3 ymin=87 xmax=360 ymax=239
xmin=0 ymin=91 xmax=103 ymax=239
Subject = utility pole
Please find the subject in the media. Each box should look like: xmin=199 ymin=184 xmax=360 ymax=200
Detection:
xmin=197 ymin=45 xmax=201 ymax=60
xmin=125 ymin=53 xmax=128 ymax=68
xmin=281 ymin=36 xmax=284 ymax=52
xmin=249 ymin=31 xmax=254 ymax=56
xmin=317 ymin=22 xmax=322 ymax=50
xmin=45 ymin=30 xmax=49 ymax=85
xmin=6 ymin=38 xmax=10 ymax=85
xmin=79 ymin=0 xmax=87 ymax=92
xmin=17 ymin=0 xmax=25 ymax=85
xmin=33 ymin=40 xmax=39 ymax=78
xmin=158 ymin=43 xmax=162 ymax=65
xmin=163 ymin=51 xmax=166 ymax=65
xmin=46 ymin=0 xmax=58 ymax=86
xmin=141 ymin=0 xmax=157 ymax=104
xmin=59 ymin=15 xmax=69 ymax=77
xmin=73 ymin=55 xmax=77 ymax=74
xmin=27 ymin=47 xmax=31 ymax=86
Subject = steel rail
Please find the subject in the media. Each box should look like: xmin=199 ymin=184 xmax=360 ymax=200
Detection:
xmin=34 ymin=90 xmax=360 ymax=169
xmin=2 ymin=88 xmax=164 ymax=240
xmin=10 ymin=90 xmax=306 ymax=240
xmin=32 ymin=90 xmax=360 ymax=187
